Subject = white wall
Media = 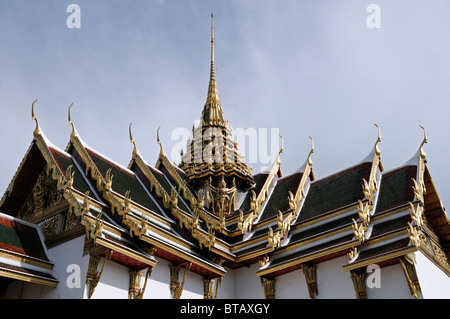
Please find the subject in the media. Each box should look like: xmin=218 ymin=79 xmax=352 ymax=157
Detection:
xmin=4 ymin=236 xmax=449 ymax=299
xmin=233 ymin=263 xmax=265 ymax=299
xmin=217 ymin=266 xmax=235 ymax=299
xmin=415 ymin=251 xmax=450 ymax=299
xmin=275 ymin=269 xmax=310 ymax=299
xmin=46 ymin=235 xmax=89 ymax=299
xmin=315 ymin=256 xmax=355 ymax=299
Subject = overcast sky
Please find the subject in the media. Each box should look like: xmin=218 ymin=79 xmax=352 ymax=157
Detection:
xmin=1 ymin=1 xmax=450 ymax=216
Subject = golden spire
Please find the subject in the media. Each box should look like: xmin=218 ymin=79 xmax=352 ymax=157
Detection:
xmin=201 ymin=12 xmax=225 ymax=126
xmin=179 ymin=13 xmax=254 ymax=190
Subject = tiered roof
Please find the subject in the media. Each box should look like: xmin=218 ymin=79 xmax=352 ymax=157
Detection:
xmin=0 ymin=15 xmax=449 ymax=299
xmin=179 ymin=13 xmax=254 ymax=190
xmin=0 ymin=211 xmax=57 ymax=288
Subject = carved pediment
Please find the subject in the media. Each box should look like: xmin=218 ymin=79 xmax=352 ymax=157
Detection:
xmin=19 ymin=166 xmax=65 ymax=221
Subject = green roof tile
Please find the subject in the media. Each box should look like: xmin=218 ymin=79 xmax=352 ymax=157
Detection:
xmin=375 ymin=165 xmax=416 ymax=214
xmin=298 ymin=163 xmax=372 ymax=222
xmin=88 ymin=150 xmax=164 ymax=216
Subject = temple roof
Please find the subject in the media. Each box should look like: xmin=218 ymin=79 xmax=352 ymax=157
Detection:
xmin=0 ymin=212 xmax=58 ymax=288
xmin=0 ymin=16 xmax=449 ymax=295
xmin=1 ymin=90 xmax=450 ymax=296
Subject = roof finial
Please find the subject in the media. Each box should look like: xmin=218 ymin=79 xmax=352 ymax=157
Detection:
xmin=68 ymin=103 xmax=78 ymax=139
xmin=278 ymin=134 xmax=284 ymax=156
xmin=31 ymin=99 xmax=41 ymax=138
xmin=201 ymin=12 xmax=224 ymax=126
xmin=211 ymin=12 xmax=214 ymax=63
xmin=307 ymin=136 xmax=314 ymax=166
xmin=129 ymin=123 xmax=139 ymax=158
xmin=208 ymin=11 xmax=218 ymax=99
xmin=374 ymin=123 xmax=381 ymax=156
xmin=419 ymin=125 xmax=427 ymax=159
xmin=157 ymin=126 xmax=165 ymax=156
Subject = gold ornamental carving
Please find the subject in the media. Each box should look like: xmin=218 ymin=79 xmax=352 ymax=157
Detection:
xmin=19 ymin=167 xmax=65 ymax=221
xmin=259 ymin=255 xmax=270 ymax=267
xmin=350 ymin=270 xmax=367 ymax=299
xmin=127 ymin=214 xmax=148 ymax=239
xmin=238 ymin=209 xmax=257 ymax=234
xmin=203 ymin=276 xmax=223 ymax=299
xmin=40 ymin=215 xmax=60 ymax=240
xmin=407 ymin=222 xmax=422 ymax=248
xmin=129 ymin=267 xmax=152 ymax=299
xmin=351 ymin=218 xmax=367 ymax=243
xmin=352 ymin=125 xmax=383 ymax=244
xmin=399 ymin=257 xmax=421 ymax=299
xmin=265 ymin=137 xmax=315 ymax=246
xmin=260 ymin=277 xmax=276 ymax=299
xmin=170 ymin=262 xmax=191 ymax=299
xmin=409 ymin=202 xmax=424 ymax=228
xmin=412 ymin=126 xmax=428 ymax=203
xmin=268 ymin=226 xmax=283 ymax=249
xmin=302 ymin=264 xmax=318 ymax=299
xmin=204 ymin=175 xmax=236 ymax=216
xmin=85 ymin=250 xmax=112 ymax=299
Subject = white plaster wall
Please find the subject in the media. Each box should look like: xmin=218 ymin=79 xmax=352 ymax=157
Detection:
xmin=217 ymin=266 xmax=235 ymax=299
xmin=275 ymin=269 xmax=310 ymax=299
xmin=415 ymin=251 xmax=450 ymax=299
xmin=315 ymin=256 xmax=355 ymax=299
xmin=90 ymin=260 xmax=129 ymax=299
xmin=45 ymin=235 xmax=89 ymax=299
xmin=233 ymin=263 xmax=265 ymax=299
xmin=141 ymin=257 xmax=172 ymax=299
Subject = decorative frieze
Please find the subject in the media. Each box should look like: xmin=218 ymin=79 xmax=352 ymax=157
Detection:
xmin=19 ymin=167 xmax=65 ymax=221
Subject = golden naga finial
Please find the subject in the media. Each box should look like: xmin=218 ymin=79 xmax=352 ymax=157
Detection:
xmin=68 ymin=103 xmax=78 ymax=139
xmin=157 ymin=126 xmax=165 ymax=156
xmin=307 ymin=136 xmax=314 ymax=165
xmin=129 ymin=123 xmax=139 ymax=158
xmin=419 ymin=125 xmax=427 ymax=159
xmin=278 ymin=134 xmax=284 ymax=156
xmin=373 ymin=123 xmax=381 ymax=156
xmin=31 ymin=99 xmax=41 ymax=138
